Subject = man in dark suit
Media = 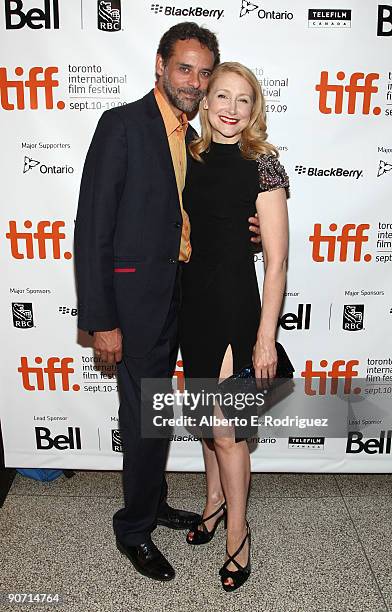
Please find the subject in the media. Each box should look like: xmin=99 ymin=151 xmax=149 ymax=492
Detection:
xmin=74 ymin=22 xmax=260 ymax=581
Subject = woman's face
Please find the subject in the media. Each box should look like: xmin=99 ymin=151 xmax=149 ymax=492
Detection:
xmin=205 ymin=72 xmax=254 ymax=144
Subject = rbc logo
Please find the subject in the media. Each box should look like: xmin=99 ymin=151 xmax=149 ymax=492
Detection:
xmin=0 ymin=67 xmax=64 ymax=110
xmin=6 ymin=220 xmax=72 ymax=260
xmin=18 ymin=357 xmax=80 ymax=391
xmin=315 ymin=71 xmax=381 ymax=115
xmin=309 ymin=223 xmax=371 ymax=262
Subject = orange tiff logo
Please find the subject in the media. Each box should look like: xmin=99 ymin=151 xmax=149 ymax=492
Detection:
xmin=315 ymin=71 xmax=381 ymax=115
xmin=301 ymin=359 xmax=360 ymax=395
xmin=6 ymin=221 xmax=72 ymax=259
xmin=309 ymin=223 xmax=371 ymax=262
xmin=18 ymin=357 xmax=80 ymax=391
xmin=0 ymin=66 xmax=65 ymax=110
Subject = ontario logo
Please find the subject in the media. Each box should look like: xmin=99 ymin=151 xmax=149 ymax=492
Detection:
xmin=239 ymin=0 xmax=293 ymax=19
xmin=23 ymin=155 xmax=74 ymax=174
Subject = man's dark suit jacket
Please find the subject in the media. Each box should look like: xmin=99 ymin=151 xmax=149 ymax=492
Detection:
xmin=74 ymin=89 xmax=197 ymax=358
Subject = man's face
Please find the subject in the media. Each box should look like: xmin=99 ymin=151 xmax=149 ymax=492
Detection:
xmin=156 ymin=38 xmax=215 ymax=114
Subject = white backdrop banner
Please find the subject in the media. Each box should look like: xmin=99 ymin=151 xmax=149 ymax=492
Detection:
xmin=1 ymin=0 xmax=392 ymax=471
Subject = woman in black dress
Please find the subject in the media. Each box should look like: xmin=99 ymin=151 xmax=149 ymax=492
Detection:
xmin=179 ymin=62 xmax=289 ymax=591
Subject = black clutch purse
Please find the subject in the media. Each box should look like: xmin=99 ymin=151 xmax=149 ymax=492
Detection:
xmin=218 ymin=341 xmax=294 ymax=399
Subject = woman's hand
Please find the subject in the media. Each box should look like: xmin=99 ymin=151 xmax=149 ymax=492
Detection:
xmin=252 ymin=337 xmax=277 ymax=380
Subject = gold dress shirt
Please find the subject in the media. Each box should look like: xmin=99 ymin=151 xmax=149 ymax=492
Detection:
xmin=154 ymin=87 xmax=191 ymax=262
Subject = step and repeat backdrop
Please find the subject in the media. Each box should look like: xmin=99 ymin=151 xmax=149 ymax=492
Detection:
xmin=1 ymin=0 xmax=391 ymax=472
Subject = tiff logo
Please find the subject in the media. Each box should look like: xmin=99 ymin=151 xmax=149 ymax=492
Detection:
xmin=18 ymin=356 xmax=80 ymax=391
xmin=309 ymin=223 xmax=371 ymax=262
xmin=4 ymin=0 xmax=59 ymax=29
xmin=0 ymin=67 xmax=64 ymax=110
xmin=6 ymin=220 xmax=72 ymax=259
xmin=301 ymin=359 xmax=360 ymax=395
xmin=315 ymin=71 xmax=381 ymax=115
xmin=377 ymin=4 xmax=392 ymax=35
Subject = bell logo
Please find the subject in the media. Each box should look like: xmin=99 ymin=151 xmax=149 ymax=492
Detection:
xmin=309 ymin=223 xmax=371 ymax=262
xmin=346 ymin=430 xmax=392 ymax=454
xmin=315 ymin=71 xmax=381 ymax=115
xmin=5 ymin=0 xmax=59 ymax=29
xmin=301 ymin=359 xmax=360 ymax=395
xmin=6 ymin=220 xmax=72 ymax=260
xmin=35 ymin=427 xmax=82 ymax=450
xmin=0 ymin=67 xmax=64 ymax=110
xmin=18 ymin=357 xmax=80 ymax=391
xmin=377 ymin=5 xmax=392 ymax=36
xmin=279 ymin=304 xmax=311 ymax=330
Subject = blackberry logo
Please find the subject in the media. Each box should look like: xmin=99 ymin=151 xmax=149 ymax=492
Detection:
xmin=239 ymin=0 xmax=258 ymax=17
xmin=149 ymin=4 xmax=224 ymax=19
xmin=97 ymin=0 xmax=121 ymax=32
xmin=377 ymin=160 xmax=392 ymax=177
xmin=12 ymin=302 xmax=34 ymax=328
xmin=59 ymin=306 xmax=77 ymax=316
xmin=295 ymin=164 xmax=363 ymax=179
xmin=343 ymin=305 xmax=364 ymax=331
xmin=294 ymin=165 xmax=307 ymax=174
xmin=150 ymin=3 xmax=163 ymax=13
xmin=112 ymin=429 xmax=123 ymax=452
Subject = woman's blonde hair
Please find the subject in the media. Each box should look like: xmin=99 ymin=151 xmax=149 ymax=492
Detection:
xmin=189 ymin=62 xmax=278 ymax=162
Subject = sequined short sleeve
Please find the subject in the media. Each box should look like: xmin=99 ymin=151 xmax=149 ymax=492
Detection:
xmin=257 ymin=154 xmax=290 ymax=198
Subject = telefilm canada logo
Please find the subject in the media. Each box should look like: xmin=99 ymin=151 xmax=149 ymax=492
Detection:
xmin=342 ymin=305 xmax=364 ymax=331
xmin=239 ymin=0 xmax=293 ymax=20
xmin=150 ymin=3 xmax=224 ymax=19
xmin=295 ymin=164 xmax=363 ymax=179
xmin=97 ymin=0 xmax=121 ymax=31
xmin=12 ymin=302 xmax=34 ymax=328
xmin=307 ymin=9 xmax=351 ymax=28
xmin=4 ymin=0 xmax=59 ymax=29
xmin=288 ymin=437 xmax=325 ymax=449
xmin=112 ymin=429 xmax=123 ymax=452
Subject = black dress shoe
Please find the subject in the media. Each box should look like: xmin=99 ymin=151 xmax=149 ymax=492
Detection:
xmin=156 ymin=505 xmax=202 ymax=530
xmin=116 ymin=539 xmax=175 ymax=581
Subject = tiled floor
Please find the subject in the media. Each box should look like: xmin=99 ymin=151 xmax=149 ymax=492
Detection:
xmin=1 ymin=471 xmax=391 ymax=612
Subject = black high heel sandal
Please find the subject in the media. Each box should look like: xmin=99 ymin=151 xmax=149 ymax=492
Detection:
xmin=186 ymin=501 xmax=227 ymax=545
xmin=219 ymin=521 xmax=251 ymax=592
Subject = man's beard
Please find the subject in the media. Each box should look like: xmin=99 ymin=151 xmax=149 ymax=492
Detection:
xmin=162 ymin=71 xmax=204 ymax=114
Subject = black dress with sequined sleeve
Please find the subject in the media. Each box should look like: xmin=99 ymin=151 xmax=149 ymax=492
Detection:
xmin=179 ymin=141 xmax=290 ymax=386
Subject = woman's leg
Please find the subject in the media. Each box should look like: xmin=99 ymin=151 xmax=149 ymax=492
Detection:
xmin=187 ymin=439 xmax=225 ymax=541
xmin=213 ymin=345 xmax=251 ymax=586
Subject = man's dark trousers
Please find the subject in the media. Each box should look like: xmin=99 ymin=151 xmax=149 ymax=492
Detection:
xmin=113 ymin=264 xmax=181 ymax=546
